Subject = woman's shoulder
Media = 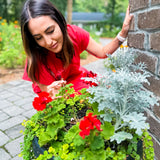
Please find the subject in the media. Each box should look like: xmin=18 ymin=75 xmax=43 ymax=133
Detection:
xmin=67 ymin=24 xmax=80 ymax=32
xmin=67 ymin=24 xmax=90 ymax=53
xmin=67 ymin=24 xmax=89 ymax=42
xmin=67 ymin=24 xmax=80 ymax=37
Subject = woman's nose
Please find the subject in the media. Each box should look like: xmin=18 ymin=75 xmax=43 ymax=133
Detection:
xmin=45 ymin=37 xmax=52 ymax=46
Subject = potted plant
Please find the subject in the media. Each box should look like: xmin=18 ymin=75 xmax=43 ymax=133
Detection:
xmin=20 ymin=47 xmax=158 ymax=160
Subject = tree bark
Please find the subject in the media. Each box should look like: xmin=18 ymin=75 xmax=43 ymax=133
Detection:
xmin=67 ymin=0 xmax=73 ymax=24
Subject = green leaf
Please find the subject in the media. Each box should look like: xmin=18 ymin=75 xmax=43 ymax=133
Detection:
xmin=109 ymin=64 xmax=115 ymax=70
xmin=90 ymin=135 xmax=104 ymax=151
xmin=54 ymin=104 xmax=66 ymax=113
xmin=101 ymin=122 xmax=114 ymax=140
xmin=38 ymin=132 xmax=52 ymax=147
xmin=83 ymin=148 xmax=94 ymax=160
xmin=54 ymin=156 xmax=63 ymax=160
xmin=47 ymin=119 xmax=65 ymax=136
xmin=73 ymin=95 xmax=80 ymax=102
xmin=38 ymin=119 xmax=65 ymax=146
xmin=83 ymin=148 xmax=106 ymax=160
xmin=73 ymin=134 xmax=85 ymax=147
xmin=66 ymin=87 xmax=75 ymax=94
xmin=110 ymin=131 xmax=133 ymax=144
xmin=86 ymin=110 xmax=94 ymax=115
xmin=79 ymin=88 xmax=87 ymax=94
xmin=47 ymin=114 xmax=64 ymax=124
xmin=50 ymin=141 xmax=63 ymax=153
xmin=93 ymin=149 xmax=106 ymax=160
xmin=65 ymin=153 xmax=75 ymax=160
xmin=64 ymin=124 xmax=80 ymax=143
xmin=90 ymin=102 xmax=104 ymax=116
xmin=66 ymin=99 xmax=75 ymax=106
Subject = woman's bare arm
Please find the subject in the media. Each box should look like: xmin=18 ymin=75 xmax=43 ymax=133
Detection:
xmin=86 ymin=6 xmax=133 ymax=58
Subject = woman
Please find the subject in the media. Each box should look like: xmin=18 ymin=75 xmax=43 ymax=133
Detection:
xmin=20 ymin=0 xmax=133 ymax=99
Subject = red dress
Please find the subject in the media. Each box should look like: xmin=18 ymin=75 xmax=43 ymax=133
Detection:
xmin=23 ymin=25 xmax=91 ymax=94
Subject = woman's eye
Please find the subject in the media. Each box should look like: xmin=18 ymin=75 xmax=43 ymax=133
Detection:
xmin=47 ymin=30 xmax=54 ymax=34
xmin=36 ymin=37 xmax=42 ymax=41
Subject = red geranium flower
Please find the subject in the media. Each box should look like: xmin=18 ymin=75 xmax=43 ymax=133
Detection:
xmin=79 ymin=113 xmax=102 ymax=139
xmin=79 ymin=128 xmax=90 ymax=139
xmin=79 ymin=118 xmax=94 ymax=130
xmin=32 ymin=92 xmax=52 ymax=111
xmin=82 ymin=71 xmax=98 ymax=87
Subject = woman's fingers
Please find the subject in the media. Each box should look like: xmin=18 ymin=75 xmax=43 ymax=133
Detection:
xmin=47 ymin=87 xmax=59 ymax=99
xmin=121 ymin=5 xmax=133 ymax=36
xmin=123 ymin=6 xmax=132 ymax=25
xmin=125 ymin=6 xmax=133 ymax=23
xmin=47 ymin=79 xmax=66 ymax=99
xmin=47 ymin=80 xmax=66 ymax=90
xmin=51 ymin=95 xmax=62 ymax=100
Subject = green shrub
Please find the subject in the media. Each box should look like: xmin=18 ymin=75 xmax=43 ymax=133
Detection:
xmin=0 ymin=19 xmax=26 ymax=68
xmin=80 ymin=50 xmax=88 ymax=59
xmin=101 ymin=25 xmax=121 ymax=38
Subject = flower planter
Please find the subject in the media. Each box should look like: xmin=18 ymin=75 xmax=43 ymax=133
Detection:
xmin=32 ymin=137 xmax=143 ymax=160
xmin=21 ymin=50 xmax=156 ymax=160
xmin=32 ymin=137 xmax=54 ymax=160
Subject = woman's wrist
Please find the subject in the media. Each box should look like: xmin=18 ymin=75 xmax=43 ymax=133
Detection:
xmin=117 ymin=32 xmax=126 ymax=43
xmin=120 ymin=29 xmax=128 ymax=38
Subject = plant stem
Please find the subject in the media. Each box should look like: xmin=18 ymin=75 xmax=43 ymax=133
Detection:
xmin=122 ymin=85 xmax=128 ymax=115
xmin=115 ymin=85 xmax=128 ymax=131
xmin=72 ymin=105 xmax=78 ymax=122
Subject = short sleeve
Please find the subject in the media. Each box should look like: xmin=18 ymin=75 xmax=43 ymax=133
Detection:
xmin=67 ymin=25 xmax=90 ymax=53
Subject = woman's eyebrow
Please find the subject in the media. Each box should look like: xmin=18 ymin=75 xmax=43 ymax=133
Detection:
xmin=33 ymin=33 xmax=41 ymax=37
xmin=33 ymin=25 xmax=54 ymax=37
xmin=45 ymin=25 xmax=54 ymax=33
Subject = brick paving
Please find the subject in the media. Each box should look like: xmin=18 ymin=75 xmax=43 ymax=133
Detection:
xmin=0 ymin=80 xmax=36 ymax=160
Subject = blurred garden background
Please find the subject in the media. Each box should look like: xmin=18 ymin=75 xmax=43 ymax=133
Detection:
xmin=0 ymin=0 xmax=128 ymax=83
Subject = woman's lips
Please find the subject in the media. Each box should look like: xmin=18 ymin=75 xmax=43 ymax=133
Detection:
xmin=50 ymin=42 xmax=58 ymax=49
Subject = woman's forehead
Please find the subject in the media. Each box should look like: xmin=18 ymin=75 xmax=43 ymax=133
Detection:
xmin=28 ymin=16 xmax=57 ymax=34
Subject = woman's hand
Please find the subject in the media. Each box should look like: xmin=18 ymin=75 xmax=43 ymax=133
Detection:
xmin=47 ymin=79 xmax=66 ymax=99
xmin=120 ymin=6 xmax=133 ymax=38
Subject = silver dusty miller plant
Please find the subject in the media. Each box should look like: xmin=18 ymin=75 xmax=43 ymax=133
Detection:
xmin=84 ymin=48 xmax=159 ymax=144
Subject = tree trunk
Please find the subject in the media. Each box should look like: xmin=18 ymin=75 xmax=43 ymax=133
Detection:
xmin=67 ymin=0 xmax=73 ymax=24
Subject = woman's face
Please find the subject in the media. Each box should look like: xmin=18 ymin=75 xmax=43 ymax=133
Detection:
xmin=28 ymin=16 xmax=63 ymax=53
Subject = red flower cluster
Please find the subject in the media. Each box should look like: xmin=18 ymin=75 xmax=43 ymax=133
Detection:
xmin=79 ymin=113 xmax=102 ymax=139
xmin=82 ymin=71 xmax=98 ymax=87
xmin=32 ymin=92 xmax=52 ymax=111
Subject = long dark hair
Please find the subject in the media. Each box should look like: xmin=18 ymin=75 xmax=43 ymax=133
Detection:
xmin=20 ymin=0 xmax=74 ymax=82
